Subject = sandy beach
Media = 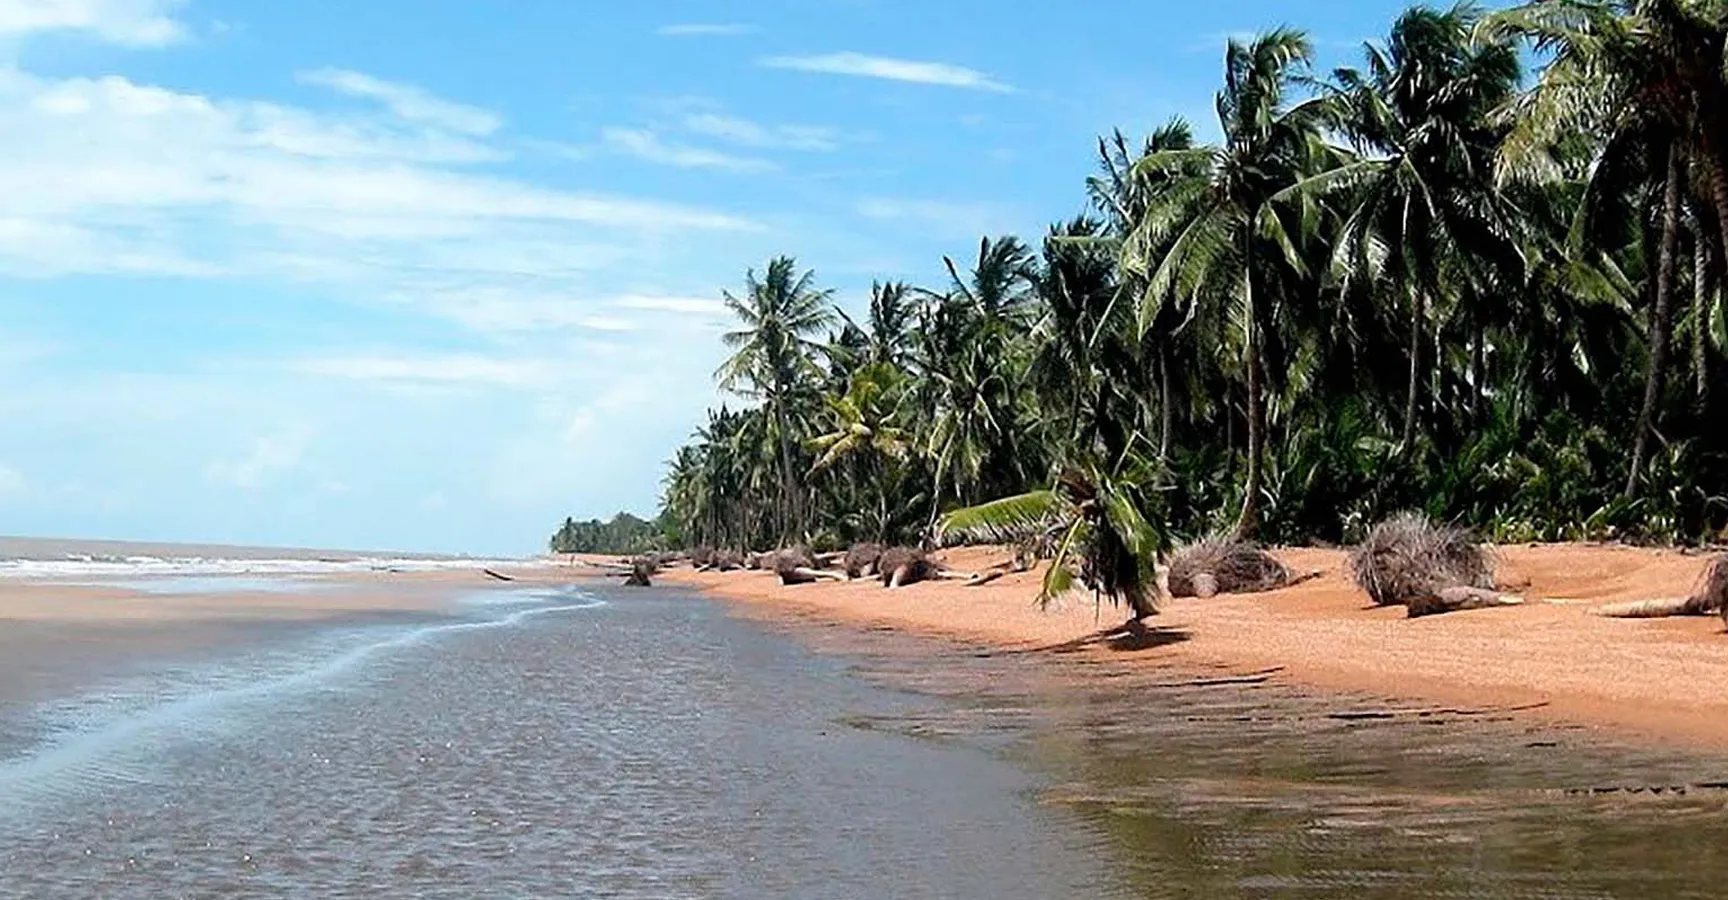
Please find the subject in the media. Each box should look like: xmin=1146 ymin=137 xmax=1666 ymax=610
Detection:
xmin=661 ymin=544 xmax=1728 ymax=749
xmin=0 ymin=564 xmax=581 ymax=710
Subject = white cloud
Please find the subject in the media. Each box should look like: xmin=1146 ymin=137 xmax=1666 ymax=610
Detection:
xmin=0 ymin=0 xmax=185 ymax=47
xmin=759 ymin=52 xmax=1013 ymax=92
xmin=856 ymin=197 xmax=1019 ymax=238
xmin=206 ymin=431 xmax=311 ymax=489
xmin=657 ymin=23 xmax=755 ymax=37
xmin=0 ymin=66 xmax=760 ymax=317
xmin=683 ymin=113 xmax=837 ymax=151
xmin=293 ymin=353 xmax=563 ymax=389
xmin=614 ymin=295 xmax=725 ymax=316
xmin=298 ymin=67 xmax=500 ymax=136
xmin=601 ymin=127 xmax=772 ymax=172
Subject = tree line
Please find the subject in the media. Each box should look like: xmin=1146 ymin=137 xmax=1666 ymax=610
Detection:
xmin=651 ymin=1 xmax=1728 ymax=557
xmin=548 ymin=513 xmax=665 ymax=555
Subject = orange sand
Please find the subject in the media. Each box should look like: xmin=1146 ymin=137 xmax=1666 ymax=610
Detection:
xmin=662 ymin=544 xmax=1728 ymax=749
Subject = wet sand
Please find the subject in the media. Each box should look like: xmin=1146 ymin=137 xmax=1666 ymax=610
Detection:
xmin=662 ymin=544 xmax=1728 ymax=749
xmin=0 ymin=564 xmax=586 ymax=710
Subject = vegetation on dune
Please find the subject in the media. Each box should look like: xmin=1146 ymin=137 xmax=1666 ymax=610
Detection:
xmin=575 ymin=2 xmax=1728 ymax=605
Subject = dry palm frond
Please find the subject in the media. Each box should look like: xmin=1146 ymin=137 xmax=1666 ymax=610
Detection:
xmin=1350 ymin=513 xmax=1494 ymax=608
xmin=878 ymin=546 xmax=939 ymax=588
xmin=1166 ymin=537 xmax=1290 ymax=597
xmin=843 ymin=543 xmax=884 ymax=579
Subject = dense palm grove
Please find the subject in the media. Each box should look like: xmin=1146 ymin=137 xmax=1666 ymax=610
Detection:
xmin=653 ymin=1 xmax=1728 ymax=558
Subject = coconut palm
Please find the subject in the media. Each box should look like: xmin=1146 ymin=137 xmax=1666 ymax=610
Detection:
xmin=1486 ymin=0 xmax=1728 ymax=499
xmin=938 ymin=453 xmax=1165 ymax=621
xmin=717 ymin=257 xmax=837 ymax=542
xmin=1323 ymin=4 xmax=1524 ymax=451
xmin=808 ymin=362 xmax=914 ymax=542
xmin=1124 ymin=28 xmax=1340 ymax=539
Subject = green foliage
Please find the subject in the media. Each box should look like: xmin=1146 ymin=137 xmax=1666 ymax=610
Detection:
xmin=623 ymin=5 xmax=1728 ymax=583
xmin=548 ymin=513 xmax=663 ymax=555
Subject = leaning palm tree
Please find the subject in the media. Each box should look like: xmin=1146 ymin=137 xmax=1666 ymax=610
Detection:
xmin=938 ymin=452 xmax=1165 ymax=622
xmin=1123 ymin=28 xmax=1340 ymax=539
xmin=716 ymin=257 xmax=836 ymax=542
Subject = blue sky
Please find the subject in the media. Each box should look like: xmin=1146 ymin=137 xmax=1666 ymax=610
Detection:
xmin=0 ymin=0 xmax=1420 ymax=555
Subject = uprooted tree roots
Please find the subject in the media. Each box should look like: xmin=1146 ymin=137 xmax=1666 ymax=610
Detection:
xmin=843 ymin=543 xmax=884 ymax=579
xmin=1596 ymin=555 xmax=1728 ymax=620
xmin=1351 ymin=514 xmax=1516 ymax=617
xmin=1166 ymin=537 xmax=1291 ymax=598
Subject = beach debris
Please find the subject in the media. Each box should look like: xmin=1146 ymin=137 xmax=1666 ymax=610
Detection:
xmin=713 ymin=549 xmax=747 ymax=572
xmin=482 ymin=567 xmax=516 ymax=582
xmin=843 ymin=543 xmax=884 ymax=579
xmin=875 ymin=547 xmax=974 ymax=587
xmin=774 ymin=547 xmax=846 ymax=585
xmin=689 ymin=546 xmax=717 ymax=570
xmin=1595 ymin=554 xmax=1728 ymax=620
xmin=1406 ymin=586 xmax=1524 ymax=618
xmin=1166 ymin=537 xmax=1290 ymax=598
xmin=623 ymin=557 xmax=655 ymax=587
xmin=1350 ymin=513 xmax=1498 ymax=615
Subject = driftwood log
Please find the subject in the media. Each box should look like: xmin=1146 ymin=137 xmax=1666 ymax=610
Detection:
xmin=1406 ymin=586 xmax=1523 ymax=618
xmin=1595 ymin=556 xmax=1728 ymax=621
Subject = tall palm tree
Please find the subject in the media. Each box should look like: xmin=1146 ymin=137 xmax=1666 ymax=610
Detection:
xmin=1487 ymin=0 xmax=1728 ymax=498
xmin=716 ymin=257 xmax=836 ymax=542
xmin=1324 ymin=4 xmax=1523 ymax=451
xmin=1125 ymin=28 xmax=1339 ymax=539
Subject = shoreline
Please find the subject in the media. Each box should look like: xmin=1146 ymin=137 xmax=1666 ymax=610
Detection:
xmin=660 ymin=543 xmax=1728 ymax=750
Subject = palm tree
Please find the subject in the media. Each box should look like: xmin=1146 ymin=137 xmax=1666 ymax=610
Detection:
xmin=808 ymin=362 xmax=914 ymax=542
xmin=716 ymin=257 xmax=836 ymax=542
xmin=1124 ymin=28 xmax=1338 ymax=539
xmin=1486 ymin=0 xmax=1728 ymax=499
xmin=1324 ymin=4 xmax=1523 ymax=451
xmin=938 ymin=453 xmax=1165 ymax=621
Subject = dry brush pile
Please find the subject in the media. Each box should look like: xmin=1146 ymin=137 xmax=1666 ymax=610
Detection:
xmin=1166 ymin=537 xmax=1290 ymax=598
xmin=1350 ymin=513 xmax=1517 ymax=618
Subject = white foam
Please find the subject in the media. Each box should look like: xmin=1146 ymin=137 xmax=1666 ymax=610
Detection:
xmin=0 ymin=555 xmax=552 ymax=580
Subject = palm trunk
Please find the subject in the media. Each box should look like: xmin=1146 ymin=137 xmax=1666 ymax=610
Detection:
xmin=1157 ymin=348 xmax=1173 ymax=460
xmin=1696 ymin=228 xmax=1712 ymax=402
xmin=1233 ymin=259 xmax=1263 ymax=542
xmin=1626 ymin=144 xmax=1684 ymax=501
xmin=1470 ymin=305 xmax=1486 ymax=426
xmin=774 ymin=398 xmax=801 ymax=543
xmin=1400 ymin=285 xmax=1425 ymax=452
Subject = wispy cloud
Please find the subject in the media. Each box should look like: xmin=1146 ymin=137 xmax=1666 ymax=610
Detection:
xmin=205 ymin=430 xmax=313 ymax=489
xmin=0 ymin=0 xmax=186 ymax=47
xmin=294 ymin=353 xmax=562 ymax=389
xmin=657 ymin=23 xmax=756 ymax=38
xmin=759 ymin=52 xmax=1013 ymax=93
xmin=683 ymin=113 xmax=838 ymax=151
xmin=614 ymin=295 xmax=726 ymax=316
xmin=298 ymin=67 xmax=500 ymax=135
xmin=601 ymin=127 xmax=773 ymax=172
xmin=857 ymin=197 xmax=1020 ymax=238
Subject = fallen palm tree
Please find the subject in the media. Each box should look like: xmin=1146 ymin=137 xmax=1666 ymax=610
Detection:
xmin=871 ymin=547 xmax=977 ymax=588
xmin=1596 ymin=555 xmax=1728 ymax=619
xmin=713 ymin=549 xmax=747 ymax=572
xmin=877 ymin=547 xmax=940 ymax=588
xmin=623 ymin=557 xmax=655 ymax=587
xmin=1350 ymin=513 xmax=1516 ymax=617
xmin=1166 ymin=537 xmax=1290 ymax=598
xmin=774 ymin=547 xmax=847 ymax=586
xmin=843 ymin=543 xmax=883 ymax=579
